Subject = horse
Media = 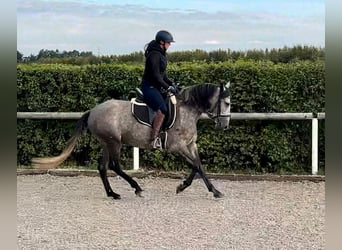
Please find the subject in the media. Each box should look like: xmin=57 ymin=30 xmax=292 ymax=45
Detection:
xmin=32 ymin=82 xmax=231 ymax=199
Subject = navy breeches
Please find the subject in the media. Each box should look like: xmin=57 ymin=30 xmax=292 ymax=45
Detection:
xmin=142 ymin=81 xmax=168 ymax=114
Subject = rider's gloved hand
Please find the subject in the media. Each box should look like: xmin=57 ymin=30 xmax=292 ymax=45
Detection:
xmin=167 ymin=85 xmax=178 ymax=95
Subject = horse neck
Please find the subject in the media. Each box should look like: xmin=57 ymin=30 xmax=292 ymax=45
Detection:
xmin=178 ymin=103 xmax=202 ymax=123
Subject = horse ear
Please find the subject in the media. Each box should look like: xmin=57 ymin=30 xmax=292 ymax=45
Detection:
xmin=220 ymin=81 xmax=231 ymax=98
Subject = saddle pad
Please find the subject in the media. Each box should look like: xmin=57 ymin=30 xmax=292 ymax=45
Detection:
xmin=131 ymin=98 xmax=177 ymax=130
xmin=131 ymin=98 xmax=152 ymax=127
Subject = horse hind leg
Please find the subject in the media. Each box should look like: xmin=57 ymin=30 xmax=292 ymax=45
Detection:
xmin=109 ymin=161 xmax=143 ymax=197
xmin=108 ymin=143 xmax=143 ymax=197
xmin=98 ymin=146 xmax=121 ymax=199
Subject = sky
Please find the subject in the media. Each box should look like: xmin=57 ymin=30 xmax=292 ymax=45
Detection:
xmin=17 ymin=0 xmax=325 ymax=56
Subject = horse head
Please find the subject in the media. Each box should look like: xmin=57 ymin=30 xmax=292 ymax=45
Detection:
xmin=180 ymin=82 xmax=231 ymax=130
xmin=209 ymin=82 xmax=231 ymax=130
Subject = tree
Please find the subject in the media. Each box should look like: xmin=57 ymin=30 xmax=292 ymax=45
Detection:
xmin=17 ymin=50 xmax=23 ymax=63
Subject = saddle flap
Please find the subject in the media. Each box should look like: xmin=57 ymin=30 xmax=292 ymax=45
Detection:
xmin=131 ymin=97 xmax=176 ymax=130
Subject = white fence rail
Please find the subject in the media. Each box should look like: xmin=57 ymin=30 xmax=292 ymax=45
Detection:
xmin=17 ymin=112 xmax=325 ymax=175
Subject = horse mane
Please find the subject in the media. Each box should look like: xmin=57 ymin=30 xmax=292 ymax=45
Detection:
xmin=179 ymin=83 xmax=218 ymax=111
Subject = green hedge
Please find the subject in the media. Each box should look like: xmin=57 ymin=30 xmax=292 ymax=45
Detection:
xmin=17 ymin=60 xmax=325 ymax=174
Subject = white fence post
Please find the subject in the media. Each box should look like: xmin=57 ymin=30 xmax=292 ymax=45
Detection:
xmin=312 ymin=118 xmax=319 ymax=175
xmin=133 ymin=147 xmax=139 ymax=170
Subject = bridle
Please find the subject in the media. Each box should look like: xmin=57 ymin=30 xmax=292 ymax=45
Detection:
xmin=207 ymin=84 xmax=231 ymax=123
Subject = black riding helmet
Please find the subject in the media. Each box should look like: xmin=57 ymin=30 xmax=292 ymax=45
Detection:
xmin=155 ymin=30 xmax=175 ymax=43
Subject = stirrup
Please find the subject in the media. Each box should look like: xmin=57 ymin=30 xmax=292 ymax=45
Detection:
xmin=151 ymin=137 xmax=163 ymax=150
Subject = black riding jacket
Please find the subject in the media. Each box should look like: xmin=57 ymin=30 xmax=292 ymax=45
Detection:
xmin=142 ymin=40 xmax=173 ymax=91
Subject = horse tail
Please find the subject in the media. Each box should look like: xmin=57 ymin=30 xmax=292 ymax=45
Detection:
xmin=31 ymin=111 xmax=91 ymax=170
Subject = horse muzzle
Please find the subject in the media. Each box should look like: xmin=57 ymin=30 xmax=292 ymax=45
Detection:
xmin=215 ymin=117 xmax=230 ymax=130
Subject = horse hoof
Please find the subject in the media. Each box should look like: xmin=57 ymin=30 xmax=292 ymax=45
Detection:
xmin=214 ymin=191 xmax=224 ymax=198
xmin=107 ymin=192 xmax=121 ymax=200
xmin=135 ymin=190 xmax=143 ymax=197
xmin=112 ymin=194 xmax=121 ymax=200
xmin=176 ymin=184 xmax=184 ymax=194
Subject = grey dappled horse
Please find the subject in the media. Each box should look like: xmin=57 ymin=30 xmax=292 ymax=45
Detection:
xmin=32 ymin=83 xmax=231 ymax=199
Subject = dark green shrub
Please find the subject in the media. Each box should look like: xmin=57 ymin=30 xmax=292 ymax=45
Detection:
xmin=17 ymin=61 xmax=325 ymax=174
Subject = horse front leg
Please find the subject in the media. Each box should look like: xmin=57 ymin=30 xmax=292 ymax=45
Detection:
xmin=178 ymin=143 xmax=224 ymax=198
xmin=176 ymin=167 xmax=197 ymax=194
xmin=197 ymin=162 xmax=224 ymax=198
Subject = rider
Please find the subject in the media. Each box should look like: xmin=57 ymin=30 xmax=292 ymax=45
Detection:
xmin=141 ymin=30 xmax=178 ymax=149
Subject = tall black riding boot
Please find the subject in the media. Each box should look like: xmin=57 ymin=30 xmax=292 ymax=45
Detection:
xmin=151 ymin=110 xmax=165 ymax=149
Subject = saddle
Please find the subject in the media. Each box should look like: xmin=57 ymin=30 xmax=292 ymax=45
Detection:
xmin=131 ymin=88 xmax=177 ymax=131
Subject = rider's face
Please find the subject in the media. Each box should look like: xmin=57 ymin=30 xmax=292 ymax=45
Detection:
xmin=161 ymin=41 xmax=171 ymax=51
